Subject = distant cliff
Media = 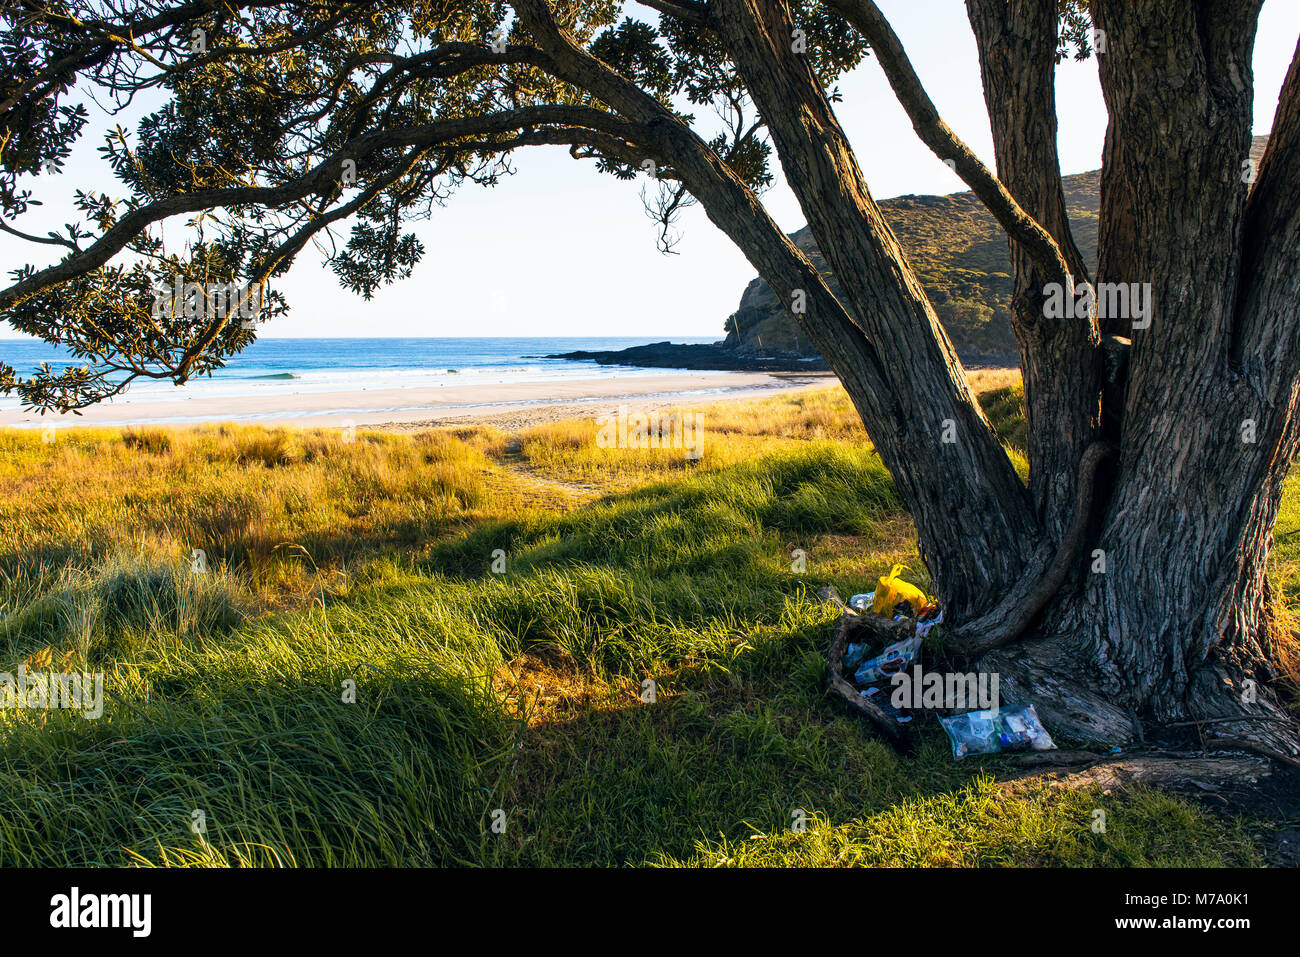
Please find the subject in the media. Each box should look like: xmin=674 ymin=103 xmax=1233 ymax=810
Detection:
xmin=724 ymin=136 xmax=1268 ymax=357
xmin=724 ymin=172 xmax=1098 ymax=357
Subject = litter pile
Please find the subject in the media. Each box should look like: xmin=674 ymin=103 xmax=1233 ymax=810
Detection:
xmin=841 ymin=564 xmax=942 ymax=727
xmin=834 ymin=564 xmax=1056 ymax=759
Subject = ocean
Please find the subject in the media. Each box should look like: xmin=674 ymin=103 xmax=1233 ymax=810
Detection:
xmin=0 ymin=335 xmax=733 ymax=426
xmin=0 ymin=336 xmax=718 ymax=408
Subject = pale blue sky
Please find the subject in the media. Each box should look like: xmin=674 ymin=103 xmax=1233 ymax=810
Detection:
xmin=2 ymin=0 xmax=1297 ymax=340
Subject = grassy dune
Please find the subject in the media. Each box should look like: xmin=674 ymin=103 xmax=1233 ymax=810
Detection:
xmin=0 ymin=378 xmax=1288 ymax=866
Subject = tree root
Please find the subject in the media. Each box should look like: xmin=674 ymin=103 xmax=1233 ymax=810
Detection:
xmin=999 ymin=751 xmax=1273 ymax=792
xmin=980 ymin=636 xmax=1300 ymax=765
xmin=1206 ymin=738 xmax=1300 ymax=771
xmin=1179 ymin=664 xmax=1300 ymax=763
xmin=977 ymin=632 xmax=1139 ymax=744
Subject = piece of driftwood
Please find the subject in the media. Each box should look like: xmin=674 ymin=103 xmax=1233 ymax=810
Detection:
xmin=825 ymin=610 xmax=916 ymax=750
xmin=999 ymin=752 xmax=1272 ymax=792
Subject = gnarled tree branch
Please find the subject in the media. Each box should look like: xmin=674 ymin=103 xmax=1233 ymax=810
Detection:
xmin=825 ymin=0 xmax=1072 ymax=288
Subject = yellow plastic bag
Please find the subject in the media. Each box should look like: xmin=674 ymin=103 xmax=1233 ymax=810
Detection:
xmin=870 ymin=564 xmax=928 ymax=618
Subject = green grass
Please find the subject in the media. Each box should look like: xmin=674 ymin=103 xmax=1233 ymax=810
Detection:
xmin=0 ymin=384 xmax=1275 ymax=866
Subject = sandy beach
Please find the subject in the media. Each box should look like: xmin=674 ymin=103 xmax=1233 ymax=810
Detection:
xmin=0 ymin=370 xmax=837 ymax=431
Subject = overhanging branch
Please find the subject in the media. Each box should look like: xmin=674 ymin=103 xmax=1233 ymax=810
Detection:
xmin=634 ymin=0 xmax=711 ymax=26
xmin=0 ymin=104 xmax=636 ymax=311
xmin=825 ymin=0 xmax=1072 ymax=287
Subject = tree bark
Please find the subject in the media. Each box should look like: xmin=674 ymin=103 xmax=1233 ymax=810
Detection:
xmin=965 ymin=0 xmax=1102 ymax=545
xmin=990 ymin=1 xmax=1300 ymax=757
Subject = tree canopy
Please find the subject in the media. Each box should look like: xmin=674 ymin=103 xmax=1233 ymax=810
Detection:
xmin=5 ymin=0 xmax=1300 ymax=757
xmin=0 ymin=0 xmax=876 ymax=407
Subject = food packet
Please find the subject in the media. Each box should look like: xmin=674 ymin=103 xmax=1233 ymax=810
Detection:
xmin=843 ymin=642 xmax=871 ymax=670
xmin=853 ymin=635 xmax=923 ymax=685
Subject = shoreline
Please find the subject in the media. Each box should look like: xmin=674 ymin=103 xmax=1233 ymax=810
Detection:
xmin=0 ymin=370 xmax=837 ymax=431
xmin=375 ymin=372 xmax=833 ymax=432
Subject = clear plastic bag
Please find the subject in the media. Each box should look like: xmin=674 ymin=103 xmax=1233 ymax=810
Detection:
xmin=848 ymin=592 xmax=874 ymax=613
xmin=939 ymin=704 xmax=1056 ymax=759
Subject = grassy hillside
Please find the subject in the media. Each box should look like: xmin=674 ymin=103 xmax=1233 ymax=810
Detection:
xmin=726 ymin=137 xmax=1269 ymax=356
xmin=0 ymin=381 xmax=1293 ymax=866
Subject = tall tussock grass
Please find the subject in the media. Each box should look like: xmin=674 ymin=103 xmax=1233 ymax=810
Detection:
xmin=0 ymin=421 xmax=494 ymax=595
xmin=0 ymin=380 xmax=1280 ymax=867
xmin=0 ymin=551 xmax=251 ymax=662
xmin=121 ymin=427 xmax=173 ymax=455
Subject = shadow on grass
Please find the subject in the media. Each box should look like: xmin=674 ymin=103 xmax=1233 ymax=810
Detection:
xmin=0 ymin=439 xmax=1263 ymax=867
xmin=0 ymin=591 xmax=1261 ymax=867
xmin=490 ymin=638 xmax=1262 ymax=867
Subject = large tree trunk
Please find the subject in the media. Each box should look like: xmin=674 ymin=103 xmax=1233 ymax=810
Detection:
xmin=982 ymin=2 xmax=1300 ymax=757
xmin=712 ymin=0 xmax=1300 ymax=754
xmin=517 ymin=0 xmax=1300 ymax=756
